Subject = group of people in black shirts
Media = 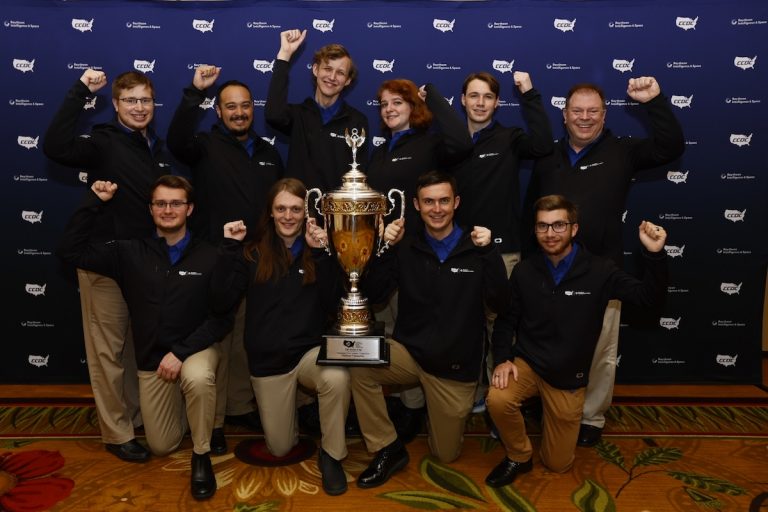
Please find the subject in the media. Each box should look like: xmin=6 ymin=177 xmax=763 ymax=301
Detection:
xmin=45 ymin=27 xmax=683 ymax=501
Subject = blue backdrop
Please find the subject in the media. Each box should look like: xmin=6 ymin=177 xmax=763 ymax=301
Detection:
xmin=2 ymin=0 xmax=766 ymax=384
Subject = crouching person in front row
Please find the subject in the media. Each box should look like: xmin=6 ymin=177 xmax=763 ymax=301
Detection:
xmin=350 ymin=170 xmax=510 ymax=488
xmin=213 ymin=178 xmax=351 ymax=496
xmin=485 ymin=194 xmax=668 ymax=487
xmin=57 ymin=175 xmax=234 ymax=500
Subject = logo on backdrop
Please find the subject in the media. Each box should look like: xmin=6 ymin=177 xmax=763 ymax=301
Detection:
xmin=373 ymin=59 xmax=395 ymax=73
xmin=22 ymin=210 xmax=43 ymax=223
xmin=723 ymin=209 xmax=746 ymax=222
xmin=372 ymin=136 xmax=386 ymax=147
xmin=720 ymin=172 xmax=756 ymax=181
xmin=712 ymin=320 xmax=746 ymax=328
xmin=433 ymin=19 xmax=455 ymax=32
xmin=612 ymin=58 xmax=635 ymax=73
xmin=664 ymin=245 xmax=685 ymax=258
xmin=366 ymin=21 xmax=402 ymax=30
xmin=720 ymin=282 xmax=742 ymax=295
xmin=729 ymin=133 xmax=752 ymax=147
xmin=546 ymin=62 xmax=582 ymax=71
xmin=20 ymin=320 xmax=54 ymax=328
xmin=82 ymin=97 xmax=97 ymax=110
xmin=192 ymin=19 xmax=214 ymax=33
xmin=667 ymin=171 xmax=688 ymax=184
xmin=659 ymin=317 xmax=681 ymax=330
xmin=670 ymin=95 xmax=693 ymax=108
xmin=725 ymin=96 xmax=761 ymax=105
xmin=199 ymin=97 xmax=215 ymax=110
xmin=492 ymin=60 xmax=514 ymax=73
xmin=4 ymin=20 xmax=40 ymax=29
xmin=125 ymin=21 xmax=161 ymax=30
xmin=17 ymin=136 xmax=38 ymax=149
xmin=253 ymin=59 xmax=274 ymax=73
xmin=666 ymin=61 xmax=702 ymax=70
xmin=12 ymin=58 xmax=35 ymax=73
xmin=608 ymin=20 xmax=644 ymax=29
xmin=622 ymin=210 xmax=628 ymax=223
xmin=133 ymin=59 xmax=156 ymax=73
xmin=551 ymin=96 xmax=566 ymax=109
xmin=71 ymin=18 xmax=94 ymax=32
xmin=717 ymin=247 xmax=752 ymax=256
xmin=731 ymin=18 xmax=768 ymax=26
xmin=658 ymin=213 xmax=693 ymax=221
xmin=651 ymin=356 xmax=686 ymax=365
xmin=553 ymin=18 xmax=576 ymax=32
xmin=733 ymin=56 xmax=757 ymax=70
xmin=28 ymin=355 xmax=49 ymax=367
xmin=715 ymin=354 xmax=738 ymax=367
xmin=426 ymin=63 xmax=461 ymax=71
xmin=487 ymin=21 xmax=522 ymax=30
xmin=675 ymin=16 xmax=698 ymax=30
xmin=25 ymin=283 xmax=46 ymax=296
xmin=313 ymin=18 xmax=335 ymax=33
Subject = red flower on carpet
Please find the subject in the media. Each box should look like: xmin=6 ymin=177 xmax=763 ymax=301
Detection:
xmin=0 ymin=450 xmax=74 ymax=512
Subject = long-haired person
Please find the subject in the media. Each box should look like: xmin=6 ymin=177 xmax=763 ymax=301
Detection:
xmin=213 ymin=178 xmax=349 ymax=495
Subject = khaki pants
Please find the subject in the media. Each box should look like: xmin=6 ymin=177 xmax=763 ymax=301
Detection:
xmin=487 ymin=358 xmax=584 ymax=473
xmin=582 ymin=300 xmax=622 ymax=428
xmin=350 ymin=339 xmax=476 ymax=463
xmin=214 ymin=300 xmax=257 ymax=428
xmin=77 ymin=269 xmax=141 ymax=445
xmin=138 ymin=345 xmax=220 ymax=456
xmin=251 ymin=346 xmax=350 ymax=460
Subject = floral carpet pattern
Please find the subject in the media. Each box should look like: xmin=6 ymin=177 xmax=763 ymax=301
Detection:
xmin=0 ymin=404 xmax=766 ymax=511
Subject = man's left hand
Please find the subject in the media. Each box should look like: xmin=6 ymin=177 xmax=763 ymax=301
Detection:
xmin=471 ymin=226 xmax=491 ymax=247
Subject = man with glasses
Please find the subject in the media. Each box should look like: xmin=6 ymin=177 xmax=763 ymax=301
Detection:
xmin=57 ymin=175 xmax=232 ymax=501
xmin=44 ymin=69 xmax=179 ymax=463
xmin=168 ymin=65 xmax=285 ymax=453
xmin=484 ymin=194 xmax=668 ymax=486
xmin=523 ymin=77 xmax=684 ymax=447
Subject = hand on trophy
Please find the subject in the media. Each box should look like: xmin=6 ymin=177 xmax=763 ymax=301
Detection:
xmin=305 ymin=218 xmax=329 ymax=249
xmin=223 ymin=220 xmax=247 ymax=241
xmin=470 ymin=226 xmax=491 ymax=247
xmin=383 ymin=218 xmax=405 ymax=246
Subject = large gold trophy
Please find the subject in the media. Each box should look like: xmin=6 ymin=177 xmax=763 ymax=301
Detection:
xmin=306 ymin=129 xmax=404 ymax=365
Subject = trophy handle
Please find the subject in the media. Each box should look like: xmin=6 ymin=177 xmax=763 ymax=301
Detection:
xmin=305 ymin=187 xmax=331 ymax=255
xmin=377 ymin=188 xmax=406 ymax=256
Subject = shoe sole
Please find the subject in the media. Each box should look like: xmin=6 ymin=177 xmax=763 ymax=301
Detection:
xmin=105 ymin=446 xmax=150 ymax=463
xmin=356 ymin=454 xmax=410 ymax=489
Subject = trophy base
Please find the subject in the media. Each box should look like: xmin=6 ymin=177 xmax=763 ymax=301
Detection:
xmin=317 ymin=322 xmax=389 ymax=367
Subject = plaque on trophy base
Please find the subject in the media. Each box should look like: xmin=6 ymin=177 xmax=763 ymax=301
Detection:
xmin=316 ymin=322 xmax=388 ymax=366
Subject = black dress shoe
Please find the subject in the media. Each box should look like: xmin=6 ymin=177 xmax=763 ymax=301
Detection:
xmin=394 ymin=406 xmax=425 ymax=444
xmin=225 ymin=411 xmax=262 ymax=431
xmin=105 ymin=439 xmax=150 ymax=463
xmin=357 ymin=440 xmax=409 ymax=489
xmin=485 ymin=457 xmax=533 ymax=487
xmin=318 ymin=449 xmax=347 ymax=496
xmin=577 ymin=424 xmax=603 ymax=447
xmin=210 ymin=427 xmax=227 ymax=456
xmin=190 ymin=452 xmax=216 ymax=500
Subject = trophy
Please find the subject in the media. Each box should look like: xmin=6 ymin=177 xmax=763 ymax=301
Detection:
xmin=306 ymin=128 xmax=404 ymax=365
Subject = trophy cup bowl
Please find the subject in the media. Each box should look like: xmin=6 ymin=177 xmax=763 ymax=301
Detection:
xmin=306 ymin=129 xmax=404 ymax=365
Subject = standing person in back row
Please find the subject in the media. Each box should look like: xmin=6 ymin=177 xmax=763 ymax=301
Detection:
xmin=266 ymin=28 xmax=369 ymax=191
xmin=43 ymin=69 xmax=180 ymax=463
xmin=453 ymin=70 xmax=554 ymax=413
xmin=523 ymin=76 xmax=684 ymax=447
xmin=167 ymin=64 xmax=285 ymax=453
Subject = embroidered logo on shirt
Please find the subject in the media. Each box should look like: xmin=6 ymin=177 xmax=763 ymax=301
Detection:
xmin=450 ymin=267 xmax=474 ymax=273
xmin=478 ymin=152 xmax=500 ymax=159
xmin=578 ymin=161 xmax=604 ymax=170
xmin=178 ymin=271 xmax=203 ymax=276
xmin=390 ymin=156 xmax=413 ymax=162
xmin=564 ymin=290 xmax=590 ymax=296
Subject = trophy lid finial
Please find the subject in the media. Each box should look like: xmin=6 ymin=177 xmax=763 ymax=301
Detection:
xmin=345 ymin=128 xmax=366 ymax=171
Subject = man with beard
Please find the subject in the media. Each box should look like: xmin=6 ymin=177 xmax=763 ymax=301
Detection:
xmin=266 ymin=28 xmax=369 ymax=191
xmin=523 ymin=77 xmax=684 ymax=447
xmin=485 ymin=194 xmax=668 ymax=486
xmin=167 ymin=65 xmax=285 ymax=453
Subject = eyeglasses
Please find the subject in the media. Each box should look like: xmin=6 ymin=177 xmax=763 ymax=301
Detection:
xmin=119 ymin=97 xmax=154 ymax=106
xmin=534 ymin=221 xmax=572 ymax=233
xmin=151 ymin=200 xmax=188 ymax=210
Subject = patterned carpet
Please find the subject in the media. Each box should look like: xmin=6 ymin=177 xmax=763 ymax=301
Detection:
xmin=1 ymin=403 xmax=767 ymax=511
